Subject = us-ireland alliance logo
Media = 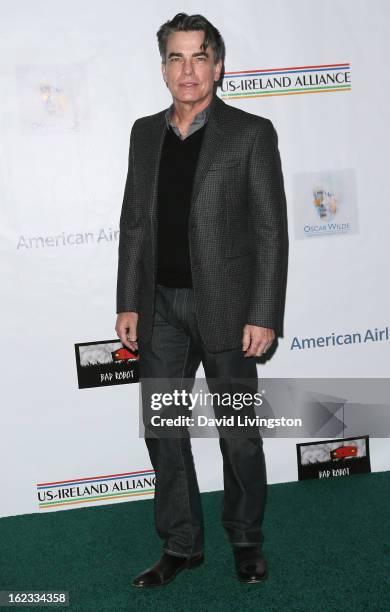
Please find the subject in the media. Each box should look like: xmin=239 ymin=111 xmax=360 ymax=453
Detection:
xmin=220 ymin=62 xmax=351 ymax=100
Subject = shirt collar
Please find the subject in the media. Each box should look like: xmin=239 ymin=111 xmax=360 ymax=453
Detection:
xmin=164 ymin=102 xmax=211 ymax=133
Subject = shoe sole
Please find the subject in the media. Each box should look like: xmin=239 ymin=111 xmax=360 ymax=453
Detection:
xmin=131 ymin=555 xmax=204 ymax=588
xmin=238 ymin=569 xmax=268 ymax=584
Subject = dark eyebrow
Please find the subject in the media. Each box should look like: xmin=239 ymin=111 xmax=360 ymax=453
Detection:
xmin=167 ymin=51 xmax=209 ymax=59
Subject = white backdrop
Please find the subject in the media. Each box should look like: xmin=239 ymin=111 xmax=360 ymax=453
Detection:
xmin=1 ymin=0 xmax=389 ymax=518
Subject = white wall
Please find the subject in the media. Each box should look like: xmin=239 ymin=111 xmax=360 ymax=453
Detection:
xmin=1 ymin=0 xmax=389 ymax=518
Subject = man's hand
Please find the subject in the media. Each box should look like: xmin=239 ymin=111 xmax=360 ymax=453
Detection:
xmin=242 ymin=324 xmax=275 ymax=357
xmin=115 ymin=312 xmax=139 ymax=351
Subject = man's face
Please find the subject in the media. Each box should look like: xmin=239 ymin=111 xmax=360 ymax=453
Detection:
xmin=161 ymin=30 xmax=222 ymax=104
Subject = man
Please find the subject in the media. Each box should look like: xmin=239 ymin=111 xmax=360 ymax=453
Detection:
xmin=115 ymin=13 xmax=288 ymax=587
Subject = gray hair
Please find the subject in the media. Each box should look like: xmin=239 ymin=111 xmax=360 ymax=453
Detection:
xmin=156 ymin=13 xmax=226 ymax=86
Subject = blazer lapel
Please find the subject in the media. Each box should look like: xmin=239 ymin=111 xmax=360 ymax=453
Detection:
xmin=190 ymin=95 xmax=226 ymax=212
xmin=148 ymin=110 xmax=168 ymax=274
xmin=147 ymin=96 xmax=227 ymax=244
xmin=149 ymin=111 xmax=168 ymax=217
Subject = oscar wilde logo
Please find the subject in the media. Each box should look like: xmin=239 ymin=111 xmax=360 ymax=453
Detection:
xmin=313 ymin=187 xmax=338 ymax=221
xmin=293 ymin=169 xmax=359 ymax=239
xmin=74 ymin=339 xmax=139 ymax=389
xmin=221 ymin=62 xmax=351 ymax=100
xmin=16 ymin=64 xmax=89 ymax=132
xmin=37 ymin=469 xmax=155 ymax=509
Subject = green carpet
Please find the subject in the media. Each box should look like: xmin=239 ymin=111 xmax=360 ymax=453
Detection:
xmin=1 ymin=472 xmax=389 ymax=611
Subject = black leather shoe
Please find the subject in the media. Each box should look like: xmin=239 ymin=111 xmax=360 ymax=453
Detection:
xmin=233 ymin=546 xmax=268 ymax=583
xmin=131 ymin=551 xmax=204 ymax=588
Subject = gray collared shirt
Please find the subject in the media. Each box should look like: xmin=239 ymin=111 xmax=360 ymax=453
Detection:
xmin=165 ymin=103 xmax=211 ymax=140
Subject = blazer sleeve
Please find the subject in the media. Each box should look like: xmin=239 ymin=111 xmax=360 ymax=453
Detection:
xmin=246 ymin=119 xmax=289 ymax=335
xmin=116 ymin=121 xmax=144 ymax=313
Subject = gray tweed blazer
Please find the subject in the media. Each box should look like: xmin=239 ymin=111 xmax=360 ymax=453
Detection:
xmin=116 ymin=94 xmax=288 ymax=353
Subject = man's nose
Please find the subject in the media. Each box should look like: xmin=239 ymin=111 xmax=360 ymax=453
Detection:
xmin=183 ymin=59 xmax=194 ymax=75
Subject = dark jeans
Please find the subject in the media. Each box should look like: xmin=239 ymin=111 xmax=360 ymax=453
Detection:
xmin=138 ymin=284 xmax=267 ymax=558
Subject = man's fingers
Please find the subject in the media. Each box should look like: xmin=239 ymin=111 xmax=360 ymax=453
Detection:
xmin=244 ymin=332 xmax=262 ymax=357
xmin=116 ymin=324 xmax=138 ymax=351
xmin=246 ymin=339 xmax=262 ymax=357
xmin=242 ymin=326 xmax=251 ymax=352
xmin=117 ymin=329 xmax=131 ymax=350
xmin=126 ymin=328 xmax=137 ymax=342
xmin=119 ymin=334 xmax=138 ymax=352
xmin=115 ymin=313 xmax=139 ymax=352
xmin=243 ymin=327 xmax=275 ymax=357
xmin=126 ymin=325 xmax=138 ymax=352
xmin=254 ymin=339 xmax=269 ymax=357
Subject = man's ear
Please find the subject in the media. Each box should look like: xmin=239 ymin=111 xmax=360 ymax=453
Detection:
xmin=214 ymin=60 xmax=222 ymax=82
xmin=161 ymin=62 xmax=167 ymax=83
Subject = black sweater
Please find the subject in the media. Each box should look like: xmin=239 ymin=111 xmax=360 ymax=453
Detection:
xmin=156 ymin=124 xmax=206 ymax=287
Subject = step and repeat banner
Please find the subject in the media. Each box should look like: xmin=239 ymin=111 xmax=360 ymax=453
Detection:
xmin=1 ymin=0 xmax=389 ymax=518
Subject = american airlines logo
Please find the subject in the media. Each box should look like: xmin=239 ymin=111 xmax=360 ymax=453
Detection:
xmin=16 ymin=227 xmax=119 ymax=250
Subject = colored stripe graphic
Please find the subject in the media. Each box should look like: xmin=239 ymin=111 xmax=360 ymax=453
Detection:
xmin=39 ymin=489 xmax=155 ymax=509
xmin=37 ymin=469 xmax=154 ymax=488
xmin=221 ymin=86 xmax=351 ymax=100
xmin=221 ymin=63 xmax=351 ymax=99
xmin=224 ymin=63 xmax=350 ymax=77
xmin=37 ymin=469 xmax=156 ymax=509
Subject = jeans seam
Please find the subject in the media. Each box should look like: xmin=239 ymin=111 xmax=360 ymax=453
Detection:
xmin=172 ymin=287 xmax=178 ymax=319
xmin=180 ymin=334 xmax=191 ymax=384
xmin=177 ymin=333 xmax=195 ymax=555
